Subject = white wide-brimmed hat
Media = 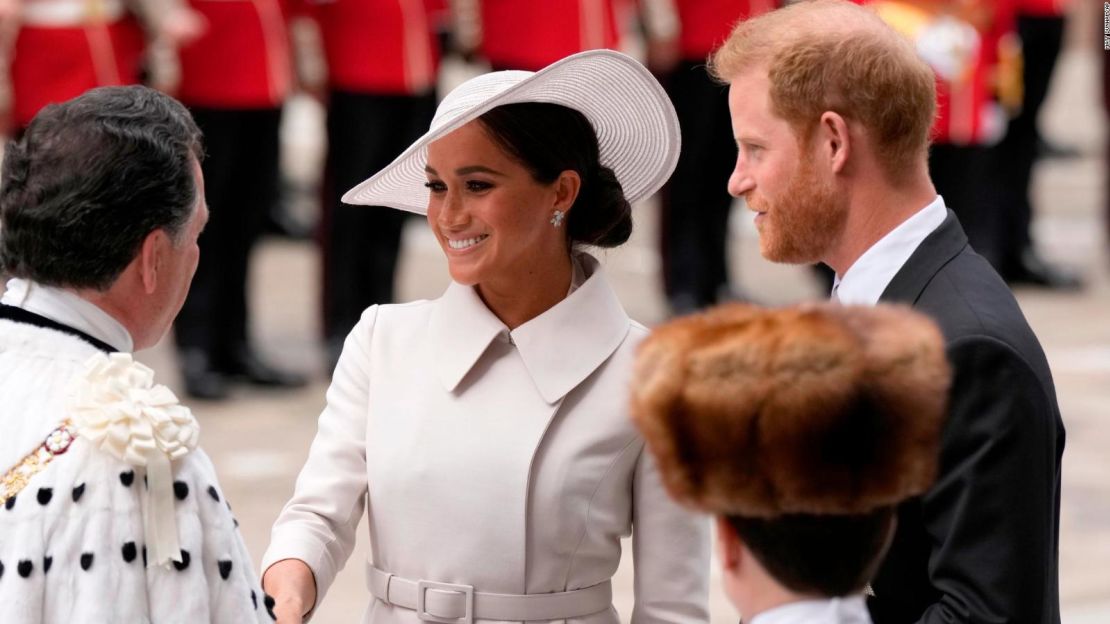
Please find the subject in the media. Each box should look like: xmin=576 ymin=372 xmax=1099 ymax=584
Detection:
xmin=341 ymin=49 xmax=681 ymax=215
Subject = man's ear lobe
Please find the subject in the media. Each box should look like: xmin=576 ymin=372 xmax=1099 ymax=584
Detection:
xmin=138 ymin=229 xmax=165 ymax=295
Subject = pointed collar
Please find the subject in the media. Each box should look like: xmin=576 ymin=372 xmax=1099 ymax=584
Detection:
xmin=879 ymin=209 xmax=969 ymax=305
xmin=428 ymin=254 xmax=631 ymax=404
xmin=833 ymin=195 xmax=947 ymax=305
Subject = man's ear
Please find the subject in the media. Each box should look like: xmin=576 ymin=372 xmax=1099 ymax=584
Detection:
xmin=138 ymin=229 xmax=169 ymax=295
xmin=716 ymin=516 xmax=743 ymax=572
xmin=554 ymin=170 xmax=582 ymax=214
xmin=819 ymin=111 xmax=851 ymax=175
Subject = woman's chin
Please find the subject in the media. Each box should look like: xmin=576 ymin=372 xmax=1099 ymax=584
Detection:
xmin=446 ymin=262 xmax=482 ymax=286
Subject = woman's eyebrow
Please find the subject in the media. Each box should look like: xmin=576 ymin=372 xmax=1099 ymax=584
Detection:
xmin=424 ymin=164 xmax=506 ymax=176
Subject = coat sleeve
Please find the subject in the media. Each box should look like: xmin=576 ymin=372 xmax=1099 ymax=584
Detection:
xmin=630 ymin=444 xmax=711 ymax=624
xmin=917 ymin=335 xmax=1061 ymax=623
xmin=261 ymin=306 xmax=377 ymax=609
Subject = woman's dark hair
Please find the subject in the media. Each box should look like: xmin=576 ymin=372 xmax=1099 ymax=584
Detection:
xmin=477 ymin=102 xmax=632 ymax=248
xmin=727 ymin=507 xmax=896 ymax=597
xmin=0 ymin=85 xmax=203 ymax=291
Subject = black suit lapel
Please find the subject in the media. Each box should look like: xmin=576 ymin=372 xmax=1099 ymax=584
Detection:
xmin=879 ymin=210 xmax=969 ymax=305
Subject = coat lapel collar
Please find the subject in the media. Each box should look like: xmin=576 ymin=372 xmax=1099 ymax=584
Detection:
xmin=427 ymin=255 xmax=631 ymax=404
xmin=880 ymin=210 xmax=969 ymax=305
xmin=511 ymin=256 xmax=631 ymax=404
xmin=428 ymin=280 xmax=508 ymax=393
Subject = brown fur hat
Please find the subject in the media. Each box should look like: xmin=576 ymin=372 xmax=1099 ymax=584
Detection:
xmin=631 ymin=302 xmax=950 ymax=518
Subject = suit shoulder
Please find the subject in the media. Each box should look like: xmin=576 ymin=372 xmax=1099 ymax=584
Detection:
xmin=914 ymin=250 xmax=1055 ymax=386
xmin=916 ymin=251 xmax=1029 ymax=341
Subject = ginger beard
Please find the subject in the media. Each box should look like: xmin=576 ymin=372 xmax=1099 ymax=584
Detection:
xmin=747 ymin=148 xmax=849 ymax=265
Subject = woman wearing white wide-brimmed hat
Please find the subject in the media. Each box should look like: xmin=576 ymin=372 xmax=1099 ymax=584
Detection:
xmin=261 ymin=50 xmax=711 ymax=624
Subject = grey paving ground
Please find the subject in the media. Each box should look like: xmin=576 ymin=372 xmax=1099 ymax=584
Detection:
xmin=121 ymin=25 xmax=1110 ymax=624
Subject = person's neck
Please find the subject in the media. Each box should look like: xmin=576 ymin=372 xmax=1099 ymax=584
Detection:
xmin=735 ymin=580 xmax=819 ymax=622
xmin=76 ymin=285 xmax=144 ymax=349
xmin=476 ymin=254 xmax=574 ymax=330
xmin=824 ymin=177 xmax=937 ymax=276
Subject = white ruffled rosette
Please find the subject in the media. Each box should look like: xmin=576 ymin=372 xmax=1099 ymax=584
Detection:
xmin=67 ymin=352 xmax=200 ymax=568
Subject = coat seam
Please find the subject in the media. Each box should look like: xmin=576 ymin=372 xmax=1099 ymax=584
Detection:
xmin=560 ymin=434 xmax=642 ymax=591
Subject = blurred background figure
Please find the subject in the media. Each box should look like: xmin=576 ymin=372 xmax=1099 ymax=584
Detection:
xmin=453 ymin=0 xmax=623 ymax=71
xmin=308 ymin=0 xmax=440 ymax=370
xmin=872 ymin=0 xmax=1083 ymax=289
xmin=0 ymin=0 xmax=145 ymax=135
xmin=995 ymin=0 xmax=1083 ymax=288
xmin=171 ymin=0 xmax=307 ymax=399
xmin=879 ymin=0 xmax=1014 ymax=272
xmin=643 ymin=0 xmax=776 ymax=315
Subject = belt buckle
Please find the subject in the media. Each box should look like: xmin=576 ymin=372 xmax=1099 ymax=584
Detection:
xmin=416 ymin=579 xmax=474 ymax=624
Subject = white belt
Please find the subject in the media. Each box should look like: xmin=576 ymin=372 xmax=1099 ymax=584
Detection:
xmin=20 ymin=0 xmax=126 ymax=26
xmin=367 ymin=564 xmax=612 ymax=623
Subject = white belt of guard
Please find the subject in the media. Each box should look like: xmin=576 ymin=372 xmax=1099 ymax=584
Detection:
xmin=21 ymin=0 xmax=126 ymax=26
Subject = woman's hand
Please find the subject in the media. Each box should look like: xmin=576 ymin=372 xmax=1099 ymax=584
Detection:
xmin=262 ymin=558 xmax=317 ymax=624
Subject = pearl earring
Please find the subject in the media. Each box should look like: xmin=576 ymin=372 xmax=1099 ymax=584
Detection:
xmin=550 ymin=210 xmax=565 ymax=228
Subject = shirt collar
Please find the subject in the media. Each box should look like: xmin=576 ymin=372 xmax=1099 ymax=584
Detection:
xmin=750 ymin=595 xmax=871 ymax=624
xmin=1 ymin=278 xmax=135 ymax=352
xmin=428 ymin=253 xmax=631 ymax=404
xmin=833 ymin=195 xmax=948 ymax=305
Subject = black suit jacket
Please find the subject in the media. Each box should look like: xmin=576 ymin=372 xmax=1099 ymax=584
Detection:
xmin=868 ymin=211 xmax=1065 ymax=623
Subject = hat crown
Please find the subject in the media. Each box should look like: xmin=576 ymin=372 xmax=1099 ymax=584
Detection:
xmin=431 ymin=70 xmax=534 ymax=132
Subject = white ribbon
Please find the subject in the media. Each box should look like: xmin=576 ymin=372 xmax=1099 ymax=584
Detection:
xmin=68 ymin=353 xmax=200 ymax=568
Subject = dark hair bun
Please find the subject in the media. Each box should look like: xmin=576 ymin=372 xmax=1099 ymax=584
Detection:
xmin=478 ymin=102 xmax=634 ymax=249
xmin=567 ymin=165 xmax=632 ymax=248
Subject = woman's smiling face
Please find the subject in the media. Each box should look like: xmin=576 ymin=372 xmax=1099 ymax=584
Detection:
xmin=424 ymin=120 xmax=569 ymax=289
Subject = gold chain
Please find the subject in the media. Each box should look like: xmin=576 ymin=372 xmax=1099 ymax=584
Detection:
xmin=0 ymin=420 xmax=77 ymax=507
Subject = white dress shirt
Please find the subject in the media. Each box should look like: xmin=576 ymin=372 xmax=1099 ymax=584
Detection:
xmin=750 ymin=596 xmax=872 ymax=624
xmin=832 ymin=196 xmax=948 ymax=305
xmin=2 ymin=278 xmax=134 ymax=352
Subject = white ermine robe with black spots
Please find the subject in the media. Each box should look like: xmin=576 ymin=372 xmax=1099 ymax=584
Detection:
xmin=0 ymin=297 xmax=274 ymax=622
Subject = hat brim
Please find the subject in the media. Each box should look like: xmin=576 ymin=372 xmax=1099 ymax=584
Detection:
xmin=340 ymin=50 xmax=681 ymax=215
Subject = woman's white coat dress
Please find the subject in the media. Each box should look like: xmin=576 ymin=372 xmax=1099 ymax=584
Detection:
xmin=263 ymin=254 xmax=711 ymax=623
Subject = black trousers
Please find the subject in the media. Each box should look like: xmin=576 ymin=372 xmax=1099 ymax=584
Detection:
xmin=996 ymin=14 xmax=1067 ymax=266
xmin=929 ymin=143 xmax=1005 ymax=269
xmin=174 ymin=106 xmax=281 ymax=365
xmin=321 ymin=89 xmax=436 ymax=347
xmin=658 ymin=61 xmax=737 ymax=309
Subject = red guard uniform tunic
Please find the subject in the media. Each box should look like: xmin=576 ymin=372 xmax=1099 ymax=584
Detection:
xmin=674 ymin=0 xmax=774 ymax=58
xmin=9 ymin=0 xmax=144 ymax=129
xmin=175 ymin=0 xmax=291 ymax=108
xmin=313 ymin=0 xmax=439 ymax=94
xmin=479 ymin=0 xmax=623 ymax=71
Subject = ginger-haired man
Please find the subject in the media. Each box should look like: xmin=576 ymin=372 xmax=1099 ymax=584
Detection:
xmin=710 ymin=1 xmax=1064 ymax=621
